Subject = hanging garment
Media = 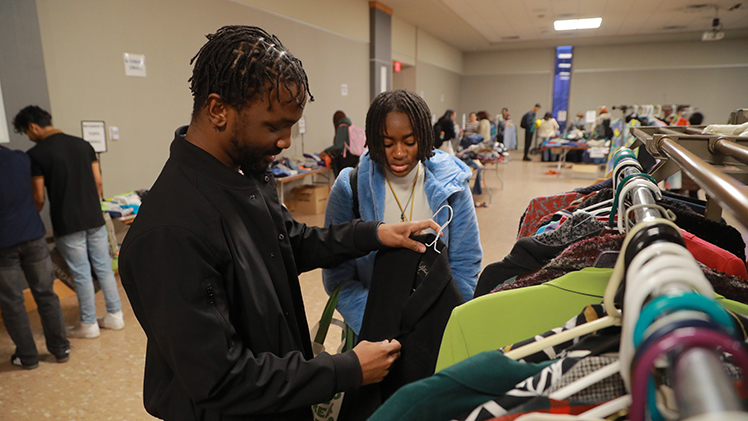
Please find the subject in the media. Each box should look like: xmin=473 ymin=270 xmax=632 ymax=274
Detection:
xmin=517 ymin=192 xmax=587 ymax=239
xmin=439 ymin=268 xmax=748 ymax=372
xmin=475 ymin=212 xmax=606 ymax=297
xmin=501 ymin=304 xmax=618 ymax=364
xmin=579 ymin=188 xmax=747 ymax=261
xmin=368 ymin=351 xmax=552 ymax=421
xmin=496 ymin=231 xmax=748 ymax=302
xmin=504 ymin=124 xmax=517 ymax=150
xmin=493 ymin=233 xmax=624 ymax=293
xmin=340 ymin=234 xmax=466 ymax=420
xmin=456 ymin=357 xmax=584 ymax=421
xmin=439 ymin=268 xmax=614 ymax=371
xmin=478 ymin=397 xmax=610 ymax=421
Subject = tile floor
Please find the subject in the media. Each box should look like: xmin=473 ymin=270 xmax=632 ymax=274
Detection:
xmin=0 ymin=155 xmax=602 ymax=420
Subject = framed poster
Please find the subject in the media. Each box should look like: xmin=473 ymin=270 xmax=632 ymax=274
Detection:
xmin=81 ymin=121 xmax=107 ymax=153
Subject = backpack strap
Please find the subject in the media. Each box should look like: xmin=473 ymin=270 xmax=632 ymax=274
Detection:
xmin=349 ymin=167 xmax=360 ymax=219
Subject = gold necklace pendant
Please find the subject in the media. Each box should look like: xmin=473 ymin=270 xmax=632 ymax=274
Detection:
xmin=385 ymin=165 xmax=419 ymax=223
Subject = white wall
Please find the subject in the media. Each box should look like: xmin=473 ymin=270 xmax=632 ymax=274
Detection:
xmin=35 ymin=0 xmax=370 ymax=196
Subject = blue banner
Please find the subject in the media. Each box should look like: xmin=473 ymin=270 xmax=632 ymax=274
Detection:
xmin=552 ymin=46 xmax=573 ymax=132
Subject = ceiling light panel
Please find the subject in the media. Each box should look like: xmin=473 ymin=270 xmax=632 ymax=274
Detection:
xmin=554 ymin=17 xmax=603 ymax=31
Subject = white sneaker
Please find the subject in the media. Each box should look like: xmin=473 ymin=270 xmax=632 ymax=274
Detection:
xmin=98 ymin=311 xmax=125 ymax=331
xmin=67 ymin=322 xmax=100 ymax=338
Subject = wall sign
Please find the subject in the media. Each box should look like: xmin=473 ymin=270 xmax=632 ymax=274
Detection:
xmin=123 ymin=53 xmax=147 ymax=77
xmin=81 ymin=121 xmax=107 ymax=153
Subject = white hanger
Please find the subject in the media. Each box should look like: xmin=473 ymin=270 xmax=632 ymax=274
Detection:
xmin=619 ymin=238 xmax=714 ymax=389
xmin=502 ymin=186 xmax=666 ymax=361
xmin=503 ymin=226 xmax=628 ymax=360
xmin=425 ymin=204 xmax=453 ymax=254
xmin=615 ymin=177 xmax=662 ymax=232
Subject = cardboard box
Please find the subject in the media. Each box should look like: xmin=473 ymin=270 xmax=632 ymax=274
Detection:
xmin=571 ymin=164 xmax=602 ymax=179
xmin=292 ymin=184 xmax=330 ymax=214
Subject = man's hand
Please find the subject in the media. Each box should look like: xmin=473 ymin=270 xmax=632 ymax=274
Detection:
xmin=353 ymin=339 xmax=402 ymax=385
xmin=377 ymin=219 xmax=441 ymax=253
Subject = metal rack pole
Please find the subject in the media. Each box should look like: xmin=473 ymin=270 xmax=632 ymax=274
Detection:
xmin=673 ymin=348 xmax=744 ymax=419
xmin=616 ymin=147 xmax=745 ymax=419
xmin=656 ymin=136 xmax=748 ymax=227
xmin=711 ymin=138 xmax=748 ymax=166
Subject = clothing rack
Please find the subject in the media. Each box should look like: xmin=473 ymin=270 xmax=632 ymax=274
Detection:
xmin=612 ymin=149 xmax=747 ymax=420
xmin=631 ymin=126 xmax=748 ymax=225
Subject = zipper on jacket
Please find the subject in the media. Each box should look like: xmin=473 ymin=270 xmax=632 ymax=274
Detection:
xmin=205 ymin=282 xmax=232 ymax=350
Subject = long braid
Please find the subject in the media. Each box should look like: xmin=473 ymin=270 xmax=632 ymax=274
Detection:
xmin=189 ymin=25 xmax=313 ymax=118
xmin=366 ymin=90 xmax=435 ymax=166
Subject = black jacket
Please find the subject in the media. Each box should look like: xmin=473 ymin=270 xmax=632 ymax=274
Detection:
xmin=119 ymin=127 xmax=382 ymax=421
xmin=341 ymin=235 xmax=465 ymax=420
xmin=521 ymin=111 xmax=535 ymax=130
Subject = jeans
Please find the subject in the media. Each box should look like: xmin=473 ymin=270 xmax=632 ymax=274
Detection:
xmin=55 ymin=225 xmax=121 ymax=324
xmin=0 ymin=237 xmax=69 ymax=361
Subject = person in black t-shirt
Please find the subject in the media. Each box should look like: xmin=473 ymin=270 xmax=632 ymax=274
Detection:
xmin=0 ymin=146 xmax=70 ymax=369
xmin=13 ymin=105 xmax=124 ymax=339
xmin=521 ymin=103 xmax=541 ymax=161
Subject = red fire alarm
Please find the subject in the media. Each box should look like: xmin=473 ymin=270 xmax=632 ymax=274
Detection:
xmin=394 ymin=61 xmax=401 ymax=72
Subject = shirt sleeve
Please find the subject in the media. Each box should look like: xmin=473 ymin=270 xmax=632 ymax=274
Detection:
xmin=321 ymin=169 xmax=374 ymax=334
xmin=27 ymin=150 xmax=44 ymax=178
xmin=86 ymin=141 xmax=98 ymax=162
xmin=445 ymin=177 xmax=482 ymax=301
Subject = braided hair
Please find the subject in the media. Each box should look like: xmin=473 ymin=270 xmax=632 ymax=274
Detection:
xmin=365 ymin=90 xmax=435 ymax=166
xmin=188 ymin=25 xmax=313 ymax=119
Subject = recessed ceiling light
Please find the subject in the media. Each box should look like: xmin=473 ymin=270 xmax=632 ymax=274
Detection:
xmin=554 ymin=17 xmax=602 ymax=31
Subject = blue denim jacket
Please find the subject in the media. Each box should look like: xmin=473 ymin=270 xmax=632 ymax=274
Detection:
xmin=323 ymin=150 xmax=482 ymax=334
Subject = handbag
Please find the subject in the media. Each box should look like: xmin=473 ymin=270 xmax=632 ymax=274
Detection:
xmin=310 ymin=281 xmax=355 ymax=421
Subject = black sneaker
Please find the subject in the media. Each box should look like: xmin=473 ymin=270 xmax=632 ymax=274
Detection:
xmin=522 ymin=156 xmax=531 ymax=162
xmin=11 ymin=354 xmax=39 ymax=370
xmin=54 ymin=348 xmax=71 ymax=363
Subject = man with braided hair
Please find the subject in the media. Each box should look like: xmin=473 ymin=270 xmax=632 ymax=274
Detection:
xmin=119 ymin=26 xmax=438 ymax=420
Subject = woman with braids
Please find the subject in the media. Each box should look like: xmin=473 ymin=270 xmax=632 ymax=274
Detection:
xmin=323 ymin=89 xmax=482 ymax=335
xmin=119 ymin=26 xmax=443 ymax=421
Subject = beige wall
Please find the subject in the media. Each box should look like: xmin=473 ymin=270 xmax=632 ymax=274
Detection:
xmin=461 ymin=73 xmax=553 ymax=128
xmin=391 ymin=18 xmax=464 ymax=121
xmin=229 ymin=0 xmax=369 ymax=43
xmin=392 ymin=16 xmax=417 ymax=66
xmin=570 ymin=39 xmax=748 ymax=124
xmin=35 ymin=0 xmax=370 ymax=196
xmin=461 ymin=39 xmax=748 ymax=129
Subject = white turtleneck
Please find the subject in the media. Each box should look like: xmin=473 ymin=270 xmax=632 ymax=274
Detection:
xmin=383 ymin=162 xmax=432 ymax=224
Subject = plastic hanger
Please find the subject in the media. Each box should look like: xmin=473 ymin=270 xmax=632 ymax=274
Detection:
xmin=503 ymin=192 xmax=672 ymax=361
xmin=425 ymin=204 xmax=453 ymax=253
xmin=503 ymin=221 xmax=632 ymax=361
xmin=619 ymin=227 xmax=722 ymax=390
